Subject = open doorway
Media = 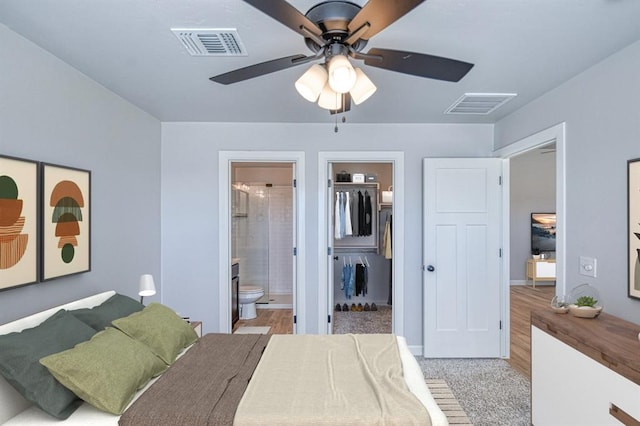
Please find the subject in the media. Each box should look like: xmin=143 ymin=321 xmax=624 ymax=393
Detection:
xmin=330 ymin=162 xmax=393 ymax=334
xmin=218 ymin=151 xmax=305 ymax=335
xmin=317 ymin=151 xmax=405 ymax=338
xmin=494 ymin=122 xmax=566 ymax=362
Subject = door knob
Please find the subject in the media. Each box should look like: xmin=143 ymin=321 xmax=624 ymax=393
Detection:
xmin=426 ymin=265 xmax=435 ymax=272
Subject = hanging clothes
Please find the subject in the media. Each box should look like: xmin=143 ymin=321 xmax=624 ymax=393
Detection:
xmin=344 ymin=191 xmax=353 ymax=236
xmin=334 ymin=192 xmax=342 ymax=239
xmin=350 ymin=190 xmax=358 ymax=234
xmin=355 ymin=263 xmax=368 ymax=296
xmin=363 ymin=190 xmax=372 ymax=236
xmin=383 ymin=213 xmax=392 ymax=259
xmin=357 ymin=190 xmax=365 ymax=236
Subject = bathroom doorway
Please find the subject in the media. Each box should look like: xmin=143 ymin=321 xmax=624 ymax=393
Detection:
xmin=231 ymin=163 xmax=294 ymax=309
xmin=218 ymin=151 xmax=305 ymax=335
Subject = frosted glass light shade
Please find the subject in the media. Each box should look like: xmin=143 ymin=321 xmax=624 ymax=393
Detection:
xmin=328 ymin=55 xmax=356 ymax=93
xmin=138 ymin=274 xmax=156 ymax=297
xmin=350 ymin=68 xmax=377 ymax=105
xmin=295 ymin=64 xmax=327 ymax=102
xmin=317 ymin=82 xmax=342 ymax=110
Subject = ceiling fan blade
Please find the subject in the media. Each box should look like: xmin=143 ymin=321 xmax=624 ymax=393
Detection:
xmin=210 ymin=54 xmax=315 ymax=85
xmin=348 ymin=0 xmax=425 ymax=41
xmin=364 ymin=48 xmax=474 ymax=82
xmin=243 ymin=0 xmax=323 ymax=38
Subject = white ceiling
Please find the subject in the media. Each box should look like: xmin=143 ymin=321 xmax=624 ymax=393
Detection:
xmin=1 ymin=0 xmax=639 ymax=124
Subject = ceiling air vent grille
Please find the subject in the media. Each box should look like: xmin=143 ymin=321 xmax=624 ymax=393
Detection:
xmin=171 ymin=28 xmax=247 ymax=56
xmin=445 ymin=93 xmax=517 ymax=115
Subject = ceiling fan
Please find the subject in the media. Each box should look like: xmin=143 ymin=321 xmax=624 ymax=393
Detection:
xmin=210 ymin=0 xmax=474 ymax=113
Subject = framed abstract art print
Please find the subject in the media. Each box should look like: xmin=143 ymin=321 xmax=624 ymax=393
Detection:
xmin=0 ymin=155 xmax=39 ymax=290
xmin=41 ymin=163 xmax=91 ymax=281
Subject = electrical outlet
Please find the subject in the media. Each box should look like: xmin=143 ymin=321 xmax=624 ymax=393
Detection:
xmin=579 ymin=256 xmax=597 ymax=278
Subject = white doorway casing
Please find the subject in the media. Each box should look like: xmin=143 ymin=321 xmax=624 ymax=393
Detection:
xmin=493 ymin=122 xmax=566 ymax=357
xmin=218 ymin=151 xmax=305 ymax=334
xmin=318 ymin=152 xmax=405 ymax=337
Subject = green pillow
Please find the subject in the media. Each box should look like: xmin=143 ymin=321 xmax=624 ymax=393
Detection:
xmin=0 ymin=309 xmax=96 ymax=419
xmin=70 ymin=293 xmax=143 ymax=330
xmin=40 ymin=327 xmax=167 ymax=415
xmin=112 ymin=303 xmax=198 ymax=365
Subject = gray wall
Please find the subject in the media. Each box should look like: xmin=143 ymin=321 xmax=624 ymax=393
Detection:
xmin=496 ymin=40 xmax=640 ymax=323
xmin=510 ymin=151 xmax=556 ymax=282
xmin=161 ymin=122 xmax=494 ymax=346
xmin=0 ymin=25 xmax=162 ymax=324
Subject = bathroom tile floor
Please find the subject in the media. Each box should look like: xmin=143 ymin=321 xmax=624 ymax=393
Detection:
xmin=232 ymin=309 xmax=293 ymax=334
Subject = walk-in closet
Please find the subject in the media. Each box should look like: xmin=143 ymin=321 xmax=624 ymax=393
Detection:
xmin=331 ymin=162 xmax=393 ymax=334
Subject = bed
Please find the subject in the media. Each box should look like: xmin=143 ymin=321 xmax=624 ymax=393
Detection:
xmin=0 ymin=291 xmax=447 ymax=425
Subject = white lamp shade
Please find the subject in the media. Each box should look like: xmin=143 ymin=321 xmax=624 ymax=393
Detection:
xmin=295 ymin=64 xmax=327 ymax=102
xmin=138 ymin=274 xmax=156 ymax=297
xmin=328 ymin=54 xmax=356 ymax=94
xmin=317 ymin=82 xmax=342 ymax=110
xmin=350 ymin=68 xmax=377 ymax=105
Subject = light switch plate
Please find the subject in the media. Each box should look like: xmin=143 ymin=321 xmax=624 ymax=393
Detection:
xmin=579 ymin=256 xmax=597 ymax=278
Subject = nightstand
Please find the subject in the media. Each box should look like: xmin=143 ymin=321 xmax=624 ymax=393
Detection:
xmin=526 ymin=259 xmax=556 ymax=288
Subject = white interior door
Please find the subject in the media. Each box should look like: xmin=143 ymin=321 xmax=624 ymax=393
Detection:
xmin=423 ymin=158 xmax=502 ymax=357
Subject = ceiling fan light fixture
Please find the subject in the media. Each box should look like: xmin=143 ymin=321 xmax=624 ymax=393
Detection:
xmin=328 ymin=54 xmax=357 ymax=94
xmin=317 ymin=82 xmax=343 ymax=110
xmin=350 ymin=68 xmax=377 ymax=105
xmin=295 ymin=64 xmax=328 ymax=102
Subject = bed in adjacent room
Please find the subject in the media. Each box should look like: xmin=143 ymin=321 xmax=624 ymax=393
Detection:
xmin=0 ymin=291 xmax=447 ymax=425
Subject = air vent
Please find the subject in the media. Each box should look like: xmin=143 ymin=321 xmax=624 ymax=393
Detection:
xmin=444 ymin=93 xmax=517 ymax=115
xmin=171 ymin=28 xmax=247 ymax=56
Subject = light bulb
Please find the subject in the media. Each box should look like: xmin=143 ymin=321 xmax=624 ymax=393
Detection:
xmin=350 ymin=68 xmax=377 ymax=105
xmin=328 ymin=55 xmax=356 ymax=94
xmin=295 ymin=64 xmax=327 ymax=102
xmin=317 ymin=82 xmax=342 ymax=110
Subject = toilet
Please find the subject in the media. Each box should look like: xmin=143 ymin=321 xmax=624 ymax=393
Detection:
xmin=238 ymin=285 xmax=264 ymax=320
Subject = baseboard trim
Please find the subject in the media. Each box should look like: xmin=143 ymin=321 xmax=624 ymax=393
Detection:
xmin=409 ymin=345 xmax=423 ymax=356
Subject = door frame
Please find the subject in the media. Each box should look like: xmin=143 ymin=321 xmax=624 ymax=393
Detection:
xmin=317 ymin=152 xmax=405 ymax=336
xmin=493 ymin=122 xmax=566 ymax=357
xmin=218 ymin=151 xmax=306 ymax=334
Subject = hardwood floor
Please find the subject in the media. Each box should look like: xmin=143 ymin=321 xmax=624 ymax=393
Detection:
xmin=509 ymin=285 xmax=555 ymax=379
xmin=232 ymin=308 xmax=293 ymax=334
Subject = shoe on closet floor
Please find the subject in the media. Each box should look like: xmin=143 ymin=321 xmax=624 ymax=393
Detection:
xmin=371 ymin=303 xmax=378 ymax=311
xmin=335 ymin=303 xmax=341 ymax=311
xmin=357 ymin=303 xmax=363 ymax=312
xmin=342 ymin=303 xmax=349 ymax=312
xmin=364 ymin=303 xmax=370 ymax=311
xmin=350 ymin=303 xmax=357 ymax=312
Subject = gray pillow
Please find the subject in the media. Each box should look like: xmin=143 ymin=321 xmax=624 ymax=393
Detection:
xmin=70 ymin=293 xmax=143 ymax=330
xmin=0 ymin=309 xmax=96 ymax=419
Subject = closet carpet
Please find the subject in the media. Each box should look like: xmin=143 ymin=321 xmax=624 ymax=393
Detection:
xmin=419 ymin=358 xmax=530 ymax=426
xmin=332 ymin=305 xmax=392 ymax=334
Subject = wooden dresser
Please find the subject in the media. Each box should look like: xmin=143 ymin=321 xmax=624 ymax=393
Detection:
xmin=531 ymin=309 xmax=640 ymax=425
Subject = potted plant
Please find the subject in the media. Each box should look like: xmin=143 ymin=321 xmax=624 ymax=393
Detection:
xmin=532 ymin=248 xmax=541 ymax=260
xmin=569 ymin=295 xmax=602 ymax=318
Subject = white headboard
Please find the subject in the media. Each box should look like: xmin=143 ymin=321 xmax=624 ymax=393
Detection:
xmin=0 ymin=291 xmax=116 ymax=423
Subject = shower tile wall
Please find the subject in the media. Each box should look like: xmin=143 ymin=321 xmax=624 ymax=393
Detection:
xmin=234 ymin=185 xmax=292 ymax=297
xmin=268 ymin=187 xmax=293 ymax=295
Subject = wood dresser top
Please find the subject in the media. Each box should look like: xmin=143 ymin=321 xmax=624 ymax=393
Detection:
xmin=532 ymin=309 xmax=640 ymax=386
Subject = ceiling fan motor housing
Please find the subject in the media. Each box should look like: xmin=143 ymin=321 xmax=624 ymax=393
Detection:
xmin=303 ymin=1 xmax=367 ymax=54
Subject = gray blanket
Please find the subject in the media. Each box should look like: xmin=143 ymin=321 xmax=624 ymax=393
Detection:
xmin=118 ymin=333 xmax=270 ymax=426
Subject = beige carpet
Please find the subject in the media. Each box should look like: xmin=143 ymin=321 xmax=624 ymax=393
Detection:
xmin=427 ymin=379 xmax=473 ymax=425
